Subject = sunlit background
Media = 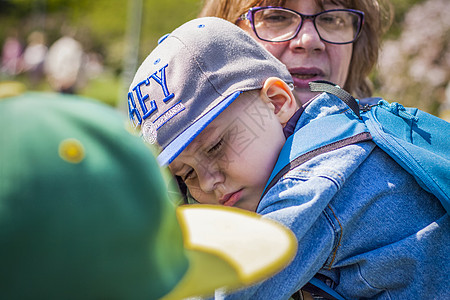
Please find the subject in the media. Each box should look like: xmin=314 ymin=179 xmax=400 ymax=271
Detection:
xmin=1 ymin=0 xmax=449 ymax=119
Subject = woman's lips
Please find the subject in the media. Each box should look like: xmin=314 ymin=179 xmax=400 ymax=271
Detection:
xmin=289 ymin=67 xmax=325 ymax=89
xmin=219 ymin=190 xmax=243 ymax=207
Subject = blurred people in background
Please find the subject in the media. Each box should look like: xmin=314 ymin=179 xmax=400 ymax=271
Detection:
xmin=1 ymin=29 xmax=23 ymax=78
xmin=44 ymin=34 xmax=85 ymax=94
xmin=22 ymin=31 xmax=48 ymax=87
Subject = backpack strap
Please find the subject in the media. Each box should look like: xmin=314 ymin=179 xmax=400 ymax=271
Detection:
xmin=309 ymin=80 xmax=360 ymax=119
xmin=261 ymin=113 xmax=372 ymax=199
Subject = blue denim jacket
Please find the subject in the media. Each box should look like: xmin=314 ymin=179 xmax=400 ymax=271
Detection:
xmin=215 ymin=95 xmax=449 ymax=300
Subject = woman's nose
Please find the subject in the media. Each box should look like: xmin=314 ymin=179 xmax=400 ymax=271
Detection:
xmin=288 ymin=20 xmax=325 ymax=52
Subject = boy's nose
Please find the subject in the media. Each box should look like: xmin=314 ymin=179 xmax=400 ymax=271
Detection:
xmin=197 ymin=162 xmax=225 ymax=194
xmin=288 ymin=20 xmax=325 ymax=52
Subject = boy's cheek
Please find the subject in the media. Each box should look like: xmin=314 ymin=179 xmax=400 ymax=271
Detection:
xmin=243 ymin=95 xmax=278 ymax=127
xmin=223 ymin=119 xmax=259 ymax=156
xmin=186 ymin=185 xmax=215 ymax=205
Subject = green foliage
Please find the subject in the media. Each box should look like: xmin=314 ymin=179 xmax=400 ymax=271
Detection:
xmin=78 ymin=73 xmax=121 ymax=107
xmin=139 ymin=0 xmax=202 ymax=59
xmin=387 ymin=0 xmax=426 ymax=38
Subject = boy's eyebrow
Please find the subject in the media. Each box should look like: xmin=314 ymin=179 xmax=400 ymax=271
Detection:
xmin=169 ymin=124 xmax=222 ymax=172
xmin=168 ymin=162 xmax=186 ymax=176
xmin=190 ymin=124 xmax=219 ymax=148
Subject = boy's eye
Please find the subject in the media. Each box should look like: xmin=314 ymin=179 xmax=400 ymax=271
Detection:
xmin=207 ymin=138 xmax=224 ymax=156
xmin=183 ymin=168 xmax=197 ymax=181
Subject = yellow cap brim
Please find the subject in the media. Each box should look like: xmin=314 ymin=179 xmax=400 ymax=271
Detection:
xmin=161 ymin=205 xmax=297 ymax=300
xmin=0 ymin=81 xmax=26 ymax=99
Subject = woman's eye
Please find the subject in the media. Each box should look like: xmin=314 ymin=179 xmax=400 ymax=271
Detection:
xmin=263 ymin=13 xmax=287 ymax=22
xmin=319 ymin=14 xmax=346 ymax=27
xmin=320 ymin=15 xmax=337 ymax=24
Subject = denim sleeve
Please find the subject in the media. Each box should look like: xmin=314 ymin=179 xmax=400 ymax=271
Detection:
xmin=215 ymin=142 xmax=376 ymax=300
xmin=213 ymin=177 xmax=338 ymax=300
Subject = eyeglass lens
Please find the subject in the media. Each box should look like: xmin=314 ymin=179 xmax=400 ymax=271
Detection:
xmin=253 ymin=8 xmax=361 ymax=44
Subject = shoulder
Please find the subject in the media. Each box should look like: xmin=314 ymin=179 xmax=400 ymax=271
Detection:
xmin=259 ymin=141 xmax=376 ymax=214
xmin=275 ymin=140 xmax=376 ymax=192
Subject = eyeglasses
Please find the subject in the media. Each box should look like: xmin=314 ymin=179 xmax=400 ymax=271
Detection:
xmin=239 ymin=6 xmax=364 ymax=45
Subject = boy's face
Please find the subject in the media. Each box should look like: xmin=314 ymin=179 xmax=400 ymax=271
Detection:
xmin=169 ymin=92 xmax=287 ymax=212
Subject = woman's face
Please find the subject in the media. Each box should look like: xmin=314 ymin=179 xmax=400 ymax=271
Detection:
xmin=239 ymin=0 xmax=353 ymax=105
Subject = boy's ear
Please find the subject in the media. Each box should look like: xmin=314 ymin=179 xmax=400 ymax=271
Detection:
xmin=260 ymin=77 xmax=297 ymax=126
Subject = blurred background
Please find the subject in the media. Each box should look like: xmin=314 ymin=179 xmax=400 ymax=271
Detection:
xmin=1 ymin=0 xmax=449 ymax=119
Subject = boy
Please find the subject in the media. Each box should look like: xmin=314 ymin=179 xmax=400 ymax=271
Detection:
xmin=128 ymin=17 xmax=449 ymax=299
xmin=0 ymin=91 xmax=297 ymax=300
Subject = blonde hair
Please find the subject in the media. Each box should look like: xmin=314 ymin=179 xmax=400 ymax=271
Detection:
xmin=199 ymin=0 xmax=393 ymax=98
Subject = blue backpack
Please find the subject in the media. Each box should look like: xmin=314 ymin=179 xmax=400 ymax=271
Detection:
xmin=264 ymin=80 xmax=450 ymax=214
xmin=264 ymin=81 xmax=450 ymax=300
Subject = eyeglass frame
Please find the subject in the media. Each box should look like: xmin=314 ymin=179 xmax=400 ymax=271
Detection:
xmin=238 ymin=6 xmax=365 ymax=45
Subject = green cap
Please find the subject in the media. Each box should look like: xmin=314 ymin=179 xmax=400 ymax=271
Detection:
xmin=0 ymin=92 xmax=297 ymax=300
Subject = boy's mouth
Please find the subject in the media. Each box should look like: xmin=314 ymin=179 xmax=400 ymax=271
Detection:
xmin=219 ymin=189 xmax=243 ymax=207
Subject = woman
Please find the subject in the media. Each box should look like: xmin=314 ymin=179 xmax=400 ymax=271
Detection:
xmin=199 ymin=0 xmax=393 ymax=105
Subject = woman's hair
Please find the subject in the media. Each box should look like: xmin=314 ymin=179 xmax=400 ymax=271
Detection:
xmin=199 ymin=0 xmax=393 ymax=98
